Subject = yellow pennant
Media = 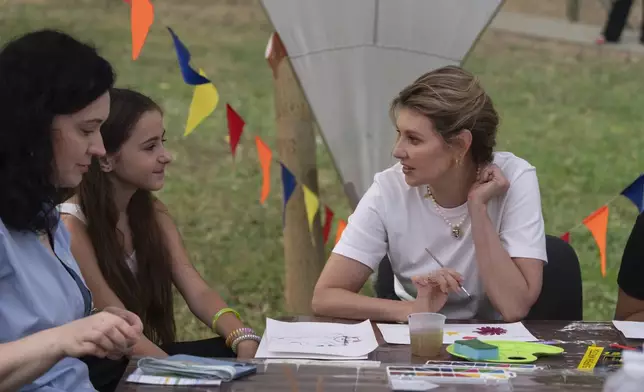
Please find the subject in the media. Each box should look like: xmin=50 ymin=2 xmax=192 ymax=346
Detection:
xmin=302 ymin=185 xmax=319 ymax=233
xmin=184 ymin=69 xmax=219 ymax=137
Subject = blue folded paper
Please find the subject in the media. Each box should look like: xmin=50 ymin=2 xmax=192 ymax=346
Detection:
xmin=140 ymin=354 xmax=257 ymax=381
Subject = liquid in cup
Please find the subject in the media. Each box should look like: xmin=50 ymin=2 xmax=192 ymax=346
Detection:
xmin=408 ymin=312 xmax=446 ymax=357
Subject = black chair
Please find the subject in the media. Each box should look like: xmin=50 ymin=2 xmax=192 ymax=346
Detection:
xmin=374 ymin=253 xmax=399 ymax=301
xmin=373 ymin=234 xmax=583 ymax=320
xmin=525 ymin=235 xmax=583 ymax=320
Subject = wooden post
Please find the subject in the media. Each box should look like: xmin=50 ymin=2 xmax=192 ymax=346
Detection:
xmin=267 ymin=33 xmax=325 ymax=315
xmin=566 ymin=0 xmax=580 ymax=22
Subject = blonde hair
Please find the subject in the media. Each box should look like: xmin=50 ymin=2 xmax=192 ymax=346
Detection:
xmin=390 ymin=65 xmax=498 ymax=165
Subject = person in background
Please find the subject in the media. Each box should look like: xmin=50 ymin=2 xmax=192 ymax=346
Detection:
xmin=0 ymin=311 xmax=142 ymax=392
xmin=312 ymin=66 xmax=547 ymax=323
xmin=0 ymin=29 xmax=143 ymax=391
xmin=615 ymin=212 xmax=644 ymax=321
xmin=596 ymin=0 xmax=644 ymax=45
xmin=60 ymin=88 xmax=261 ymax=391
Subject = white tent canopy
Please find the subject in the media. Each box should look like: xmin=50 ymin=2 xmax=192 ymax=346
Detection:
xmin=261 ymin=0 xmax=503 ymax=206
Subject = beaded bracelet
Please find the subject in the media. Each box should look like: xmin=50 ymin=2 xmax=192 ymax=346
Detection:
xmin=231 ymin=334 xmax=262 ymax=354
xmin=225 ymin=327 xmax=255 ymax=347
xmin=211 ymin=308 xmax=241 ymax=332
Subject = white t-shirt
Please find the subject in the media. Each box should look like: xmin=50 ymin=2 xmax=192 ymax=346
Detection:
xmin=332 ymin=151 xmax=547 ymax=320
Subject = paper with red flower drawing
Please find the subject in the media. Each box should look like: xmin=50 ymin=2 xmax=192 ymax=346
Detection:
xmin=376 ymin=322 xmax=538 ymax=345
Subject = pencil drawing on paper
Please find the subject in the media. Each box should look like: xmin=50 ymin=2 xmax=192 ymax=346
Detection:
xmin=271 ymin=333 xmax=362 ymax=348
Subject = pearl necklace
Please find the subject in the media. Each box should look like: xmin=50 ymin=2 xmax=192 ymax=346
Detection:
xmin=424 ymin=167 xmax=480 ymax=239
xmin=424 ymin=187 xmax=467 ymax=239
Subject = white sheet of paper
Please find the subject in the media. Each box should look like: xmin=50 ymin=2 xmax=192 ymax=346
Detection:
xmin=255 ymin=336 xmax=369 ymax=360
xmin=613 ymin=320 xmax=644 ymax=339
xmin=377 ymin=322 xmax=538 ymax=345
xmin=377 ymin=323 xmax=410 ymax=344
xmin=255 ymin=318 xmax=377 ymax=359
xmin=263 ymin=359 xmax=381 ymax=368
xmin=266 ymin=318 xmax=378 ymax=356
xmin=126 ymin=368 xmax=222 ymax=386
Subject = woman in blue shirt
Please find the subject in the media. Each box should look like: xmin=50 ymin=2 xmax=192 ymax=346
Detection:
xmin=0 ymin=310 xmax=141 ymax=392
xmin=0 ymin=30 xmax=143 ymax=391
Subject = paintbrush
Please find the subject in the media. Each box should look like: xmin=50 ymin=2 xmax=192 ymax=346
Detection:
xmin=424 ymin=247 xmax=472 ymax=299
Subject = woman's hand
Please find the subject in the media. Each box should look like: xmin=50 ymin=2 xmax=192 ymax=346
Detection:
xmin=54 ymin=310 xmax=143 ymax=360
xmin=102 ymin=306 xmax=144 ymax=334
xmin=411 ymin=268 xmax=464 ymax=313
xmin=235 ymin=339 xmax=259 ymax=360
xmin=467 ymin=164 xmax=510 ymax=206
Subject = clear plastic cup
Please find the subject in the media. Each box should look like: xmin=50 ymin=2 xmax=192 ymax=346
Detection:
xmin=408 ymin=312 xmax=446 ymax=357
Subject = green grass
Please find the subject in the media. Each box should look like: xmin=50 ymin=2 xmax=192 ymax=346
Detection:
xmin=3 ymin=0 xmax=644 ymax=340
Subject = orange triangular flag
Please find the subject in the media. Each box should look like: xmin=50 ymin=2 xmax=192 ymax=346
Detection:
xmin=582 ymin=205 xmax=609 ymax=277
xmin=131 ymin=0 xmax=154 ymax=60
xmin=255 ymin=136 xmax=272 ymax=204
xmin=335 ymin=219 xmax=347 ymax=245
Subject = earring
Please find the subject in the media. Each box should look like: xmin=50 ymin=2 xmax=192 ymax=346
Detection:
xmin=99 ymin=160 xmax=111 ymax=172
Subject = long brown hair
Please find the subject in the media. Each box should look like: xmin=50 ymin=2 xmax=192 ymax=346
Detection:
xmin=78 ymin=88 xmax=176 ymax=345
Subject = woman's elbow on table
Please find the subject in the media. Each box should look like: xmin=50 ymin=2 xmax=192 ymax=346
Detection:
xmin=499 ymin=306 xmax=531 ymax=323
xmin=498 ymin=289 xmax=540 ymax=322
xmin=311 ymin=287 xmax=331 ymax=316
xmin=311 ymin=254 xmax=374 ymax=317
xmin=311 ymin=282 xmax=347 ymax=317
xmin=497 ymin=258 xmax=543 ymax=322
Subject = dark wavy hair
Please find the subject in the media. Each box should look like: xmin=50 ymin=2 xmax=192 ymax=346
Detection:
xmin=78 ymin=88 xmax=176 ymax=345
xmin=0 ymin=29 xmax=115 ymax=233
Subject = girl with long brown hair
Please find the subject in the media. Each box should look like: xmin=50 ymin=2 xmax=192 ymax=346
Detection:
xmin=59 ymin=88 xmax=260 ymax=391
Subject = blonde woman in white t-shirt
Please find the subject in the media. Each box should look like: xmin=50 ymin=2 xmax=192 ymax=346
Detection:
xmin=312 ymin=66 xmax=547 ymax=323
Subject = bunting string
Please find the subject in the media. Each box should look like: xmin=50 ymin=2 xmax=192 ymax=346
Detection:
xmin=125 ymin=3 xmax=644 ymax=262
xmin=560 ymin=193 xmax=622 ymax=237
xmin=125 ymin=0 xmax=347 ymax=244
xmin=127 ymin=1 xmax=220 ymax=136
xmin=559 ymin=175 xmax=644 ymax=277
xmin=252 ymin=133 xmax=339 ymax=243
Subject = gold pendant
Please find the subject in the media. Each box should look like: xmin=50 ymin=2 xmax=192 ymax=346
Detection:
xmin=452 ymin=226 xmax=461 ymax=239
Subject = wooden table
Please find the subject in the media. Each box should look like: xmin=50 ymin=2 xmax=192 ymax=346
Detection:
xmin=116 ymin=318 xmax=641 ymax=391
